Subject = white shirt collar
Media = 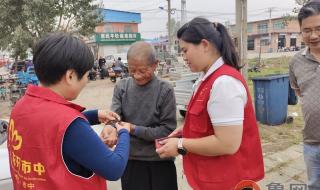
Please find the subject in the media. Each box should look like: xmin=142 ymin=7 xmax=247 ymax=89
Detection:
xmin=199 ymin=57 xmax=224 ymax=81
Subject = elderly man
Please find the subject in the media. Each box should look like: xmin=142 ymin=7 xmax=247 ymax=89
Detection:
xmin=104 ymin=41 xmax=178 ymax=190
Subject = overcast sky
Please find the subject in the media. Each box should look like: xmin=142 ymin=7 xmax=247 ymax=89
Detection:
xmin=103 ymin=0 xmax=298 ymax=39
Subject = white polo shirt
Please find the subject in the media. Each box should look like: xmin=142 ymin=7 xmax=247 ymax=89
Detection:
xmin=193 ymin=57 xmax=247 ymax=127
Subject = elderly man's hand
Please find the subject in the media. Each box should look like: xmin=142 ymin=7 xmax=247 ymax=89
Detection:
xmin=98 ymin=110 xmax=120 ymax=124
xmin=115 ymin=122 xmax=132 ymax=133
xmin=100 ymin=125 xmax=118 ymax=148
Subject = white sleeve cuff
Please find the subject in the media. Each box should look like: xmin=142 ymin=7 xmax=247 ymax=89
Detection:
xmin=208 ymin=75 xmax=247 ymax=127
xmin=212 ymin=119 xmax=243 ymax=127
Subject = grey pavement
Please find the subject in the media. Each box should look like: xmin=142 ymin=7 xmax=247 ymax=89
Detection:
xmin=258 ymin=144 xmax=307 ymax=190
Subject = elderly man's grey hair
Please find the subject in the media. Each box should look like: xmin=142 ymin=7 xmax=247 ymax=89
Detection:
xmin=127 ymin=41 xmax=157 ymax=65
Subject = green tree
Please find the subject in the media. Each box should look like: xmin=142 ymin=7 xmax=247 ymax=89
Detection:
xmin=0 ymin=0 xmax=102 ymax=60
xmin=10 ymin=25 xmax=33 ymax=60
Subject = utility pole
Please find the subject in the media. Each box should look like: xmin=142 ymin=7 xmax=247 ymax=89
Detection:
xmin=167 ymin=0 xmax=172 ymax=54
xmin=181 ymin=0 xmax=187 ymax=25
xmin=235 ymin=0 xmax=248 ymax=80
xmin=268 ymin=7 xmax=276 ymax=52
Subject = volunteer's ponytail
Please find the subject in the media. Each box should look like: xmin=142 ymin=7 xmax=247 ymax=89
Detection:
xmin=177 ymin=17 xmax=241 ymax=70
xmin=215 ymin=23 xmax=240 ymax=70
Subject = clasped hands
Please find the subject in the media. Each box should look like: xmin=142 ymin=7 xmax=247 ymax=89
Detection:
xmin=97 ymin=110 xmax=133 ymax=147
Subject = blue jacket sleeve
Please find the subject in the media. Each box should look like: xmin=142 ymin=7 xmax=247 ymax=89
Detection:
xmin=82 ymin=110 xmax=100 ymax=125
xmin=62 ymin=117 xmax=130 ymax=180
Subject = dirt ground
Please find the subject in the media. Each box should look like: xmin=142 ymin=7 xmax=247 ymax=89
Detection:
xmin=73 ymin=79 xmax=116 ymax=110
xmin=259 ymin=106 xmax=304 ymax=157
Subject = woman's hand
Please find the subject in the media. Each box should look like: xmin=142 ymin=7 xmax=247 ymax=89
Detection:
xmin=156 ymin=138 xmax=179 ymax=158
xmin=168 ymin=126 xmax=183 ymax=137
xmin=98 ymin=110 xmax=120 ymax=124
xmin=100 ymin=125 xmax=118 ymax=147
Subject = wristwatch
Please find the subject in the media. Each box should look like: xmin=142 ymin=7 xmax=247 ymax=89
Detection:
xmin=177 ymin=138 xmax=187 ymax=155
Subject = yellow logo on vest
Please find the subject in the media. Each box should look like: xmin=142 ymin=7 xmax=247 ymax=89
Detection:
xmin=8 ymin=119 xmax=22 ymax=151
xmin=8 ymin=119 xmax=47 ymax=189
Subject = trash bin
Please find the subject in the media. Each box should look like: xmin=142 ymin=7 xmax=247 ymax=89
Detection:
xmin=288 ymin=82 xmax=298 ymax=105
xmin=252 ymin=74 xmax=289 ymax=125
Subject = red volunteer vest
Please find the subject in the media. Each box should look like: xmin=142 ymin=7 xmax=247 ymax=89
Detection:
xmin=7 ymin=85 xmax=106 ymax=190
xmin=183 ymin=64 xmax=264 ymax=190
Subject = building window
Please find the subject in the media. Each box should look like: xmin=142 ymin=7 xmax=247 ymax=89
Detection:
xmin=278 ymin=34 xmax=286 ymax=49
xmin=124 ymin=25 xmax=132 ymax=33
xmin=260 ymin=35 xmax=270 ymax=46
xmin=290 ymin=38 xmax=297 ymax=47
xmin=104 ymin=24 xmax=113 ymax=33
xmin=247 ymin=24 xmax=253 ymax=33
xmin=260 ymin=39 xmax=270 ymax=46
xmin=273 ymin=21 xmax=285 ymax=30
xmin=257 ymin=23 xmax=268 ymax=34
xmin=247 ymin=36 xmax=254 ymax=50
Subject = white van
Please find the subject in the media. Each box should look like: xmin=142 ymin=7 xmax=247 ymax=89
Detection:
xmin=0 ymin=119 xmax=12 ymax=190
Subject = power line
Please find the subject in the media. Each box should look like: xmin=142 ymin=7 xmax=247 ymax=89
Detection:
xmin=127 ymin=0 xmax=165 ymax=12
xmin=104 ymin=2 xmax=294 ymax=22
